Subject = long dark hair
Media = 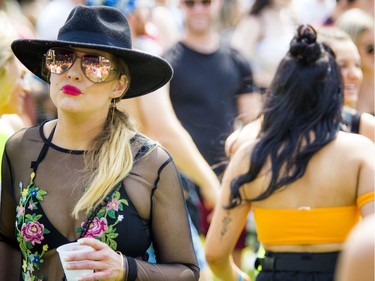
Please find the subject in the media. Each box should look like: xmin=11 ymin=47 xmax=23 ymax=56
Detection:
xmin=227 ymin=25 xmax=343 ymax=208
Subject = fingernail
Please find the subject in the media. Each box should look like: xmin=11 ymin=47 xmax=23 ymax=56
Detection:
xmin=64 ymin=264 xmax=71 ymax=270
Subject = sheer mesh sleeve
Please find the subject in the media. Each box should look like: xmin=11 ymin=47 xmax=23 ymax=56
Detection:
xmin=0 ymin=127 xmax=199 ymax=280
xmin=126 ymin=147 xmax=200 ymax=281
xmin=0 ymin=144 xmax=22 ymax=280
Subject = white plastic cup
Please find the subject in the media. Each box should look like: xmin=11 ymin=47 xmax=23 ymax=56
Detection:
xmin=56 ymin=242 xmax=95 ymax=281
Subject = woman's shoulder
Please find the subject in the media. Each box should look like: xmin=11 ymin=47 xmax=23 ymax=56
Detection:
xmin=131 ymin=133 xmax=171 ymax=163
xmin=229 ymin=138 xmax=259 ymax=171
xmin=336 ymin=131 xmax=374 ymax=146
xmin=6 ymin=123 xmax=42 ymax=147
xmin=333 ymin=131 xmax=374 ymax=160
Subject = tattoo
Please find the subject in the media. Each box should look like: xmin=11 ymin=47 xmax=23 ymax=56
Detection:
xmin=219 ymin=214 xmax=232 ymax=239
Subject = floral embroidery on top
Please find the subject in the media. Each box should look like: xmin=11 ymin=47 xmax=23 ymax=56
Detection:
xmin=76 ymin=188 xmax=128 ymax=250
xmin=16 ymin=173 xmax=129 ymax=281
xmin=16 ymin=172 xmax=49 ymax=281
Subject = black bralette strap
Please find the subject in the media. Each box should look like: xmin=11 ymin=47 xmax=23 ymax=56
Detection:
xmin=30 ymin=125 xmax=56 ymax=173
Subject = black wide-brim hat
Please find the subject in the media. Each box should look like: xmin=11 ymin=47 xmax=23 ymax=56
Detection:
xmin=11 ymin=4 xmax=173 ymax=99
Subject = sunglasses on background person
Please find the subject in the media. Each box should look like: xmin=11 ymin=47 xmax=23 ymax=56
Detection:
xmin=45 ymin=47 xmax=120 ymax=83
xmin=365 ymin=44 xmax=374 ymax=56
xmin=184 ymin=0 xmax=212 ymax=8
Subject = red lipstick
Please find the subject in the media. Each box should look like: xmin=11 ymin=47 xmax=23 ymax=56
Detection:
xmin=61 ymin=85 xmax=81 ymax=96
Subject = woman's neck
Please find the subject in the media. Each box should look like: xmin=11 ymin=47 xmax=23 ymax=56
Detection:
xmin=46 ymin=115 xmax=107 ymax=150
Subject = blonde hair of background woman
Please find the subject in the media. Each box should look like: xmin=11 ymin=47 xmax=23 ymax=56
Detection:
xmin=0 ymin=11 xmax=19 ymax=106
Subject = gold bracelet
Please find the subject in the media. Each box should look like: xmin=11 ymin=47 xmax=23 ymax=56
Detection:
xmin=115 ymin=251 xmax=124 ymax=281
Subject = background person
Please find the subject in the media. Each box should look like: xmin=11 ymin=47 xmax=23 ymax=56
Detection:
xmin=318 ymin=26 xmax=375 ymax=142
xmin=231 ymin=0 xmax=298 ymax=91
xmin=336 ymin=8 xmax=374 ymax=115
xmin=335 ymin=214 xmax=375 ymax=281
xmin=0 ymin=11 xmax=30 ymax=176
xmin=161 ymin=0 xmax=262 ymax=269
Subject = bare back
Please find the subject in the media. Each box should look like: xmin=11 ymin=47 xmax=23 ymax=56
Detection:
xmin=235 ymin=131 xmax=374 ymax=252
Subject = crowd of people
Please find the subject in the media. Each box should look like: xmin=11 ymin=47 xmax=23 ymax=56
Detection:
xmin=0 ymin=0 xmax=373 ymax=281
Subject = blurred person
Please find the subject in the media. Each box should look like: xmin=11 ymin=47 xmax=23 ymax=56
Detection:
xmin=120 ymin=88 xmax=220 ymax=281
xmin=336 ymin=8 xmax=374 ymax=115
xmin=35 ymin=0 xmax=85 ymax=39
xmin=162 ymin=0 xmax=262 ymax=268
xmin=318 ymin=26 xmax=375 ymax=142
xmin=291 ymin=0 xmax=336 ymax=25
xmin=231 ymin=0 xmax=299 ymax=91
xmin=0 ymin=0 xmax=35 ymax=38
xmin=0 ymin=11 xmax=29 ymax=168
xmin=126 ymin=0 xmax=164 ymax=55
xmin=151 ymin=0 xmax=182 ymax=51
xmin=0 ymin=5 xmax=199 ymax=280
xmin=335 ymin=214 xmax=375 ymax=281
xmin=321 ymin=0 xmax=373 ymax=26
xmin=205 ymin=25 xmax=374 ymax=281
xmin=122 ymin=4 xmax=220 ymax=279
xmin=16 ymin=0 xmax=50 ymax=28
xmin=218 ymin=0 xmax=243 ymax=46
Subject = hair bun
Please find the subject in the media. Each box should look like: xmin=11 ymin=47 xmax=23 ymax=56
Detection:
xmin=289 ymin=25 xmax=321 ymax=64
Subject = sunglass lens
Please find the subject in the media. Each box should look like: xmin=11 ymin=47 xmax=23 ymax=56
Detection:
xmin=202 ymin=0 xmax=211 ymax=5
xmin=46 ymin=48 xmax=74 ymax=74
xmin=366 ymin=45 xmax=374 ymax=55
xmin=184 ymin=0 xmax=195 ymax=7
xmin=81 ymin=55 xmax=112 ymax=83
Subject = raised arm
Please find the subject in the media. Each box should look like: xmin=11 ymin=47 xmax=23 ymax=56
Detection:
xmin=205 ymin=145 xmax=252 ymax=281
xmin=119 ymin=85 xmax=219 ymax=208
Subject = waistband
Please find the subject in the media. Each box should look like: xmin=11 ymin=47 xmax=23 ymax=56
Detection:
xmin=255 ymin=251 xmax=340 ymax=273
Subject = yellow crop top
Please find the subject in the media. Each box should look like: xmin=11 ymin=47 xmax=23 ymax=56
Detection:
xmin=254 ymin=192 xmax=374 ymax=245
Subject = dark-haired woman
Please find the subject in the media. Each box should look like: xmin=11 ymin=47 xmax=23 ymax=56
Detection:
xmin=205 ymin=25 xmax=374 ymax=281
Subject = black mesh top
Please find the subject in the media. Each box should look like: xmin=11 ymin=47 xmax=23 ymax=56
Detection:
xmin=0 ymin=121 xmax=199 ymax=281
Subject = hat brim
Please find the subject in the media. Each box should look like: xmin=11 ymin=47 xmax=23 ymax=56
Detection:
xmin=11 ymin=39 xmax=173 ymax=99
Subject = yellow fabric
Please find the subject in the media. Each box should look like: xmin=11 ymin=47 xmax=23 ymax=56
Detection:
xmin=357 ymin=192 xmax=375 ymax=209
xmin=254 ymin=206 xmax=360 ymax=245
xmin=0 ymin=129 xmax=13 ymax=179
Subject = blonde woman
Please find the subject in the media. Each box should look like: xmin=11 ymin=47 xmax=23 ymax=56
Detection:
xmin=0 ymin=5 xmax=199 ymax=281
xmin=0 ymin=11 xmax=28 ymax=174
xmin=336 ymin=8 xmax=374 ymax=115
xmin=318 ymin=26 xmax=375 ymax=142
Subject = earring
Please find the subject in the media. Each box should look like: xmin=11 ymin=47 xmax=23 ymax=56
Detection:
xmin=111 ymin=98 xmax=116 ymax=124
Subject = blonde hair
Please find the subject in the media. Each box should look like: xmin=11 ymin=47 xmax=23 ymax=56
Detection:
xmin=336 ymin=8 xmax=374 ymax=44
xmin=0 ymin=11 xmax=18 ymax=69
xmin=72 ymin=62 xmax=137 ymax=218
xmin=317 ymin=26 xmax=353 ymax=50
xmin=73 ymin=107 xmax=138 ymax=218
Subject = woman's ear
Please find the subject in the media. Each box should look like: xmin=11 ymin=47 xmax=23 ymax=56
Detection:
xmin=112 ymin=74 xmax=129 ymax=99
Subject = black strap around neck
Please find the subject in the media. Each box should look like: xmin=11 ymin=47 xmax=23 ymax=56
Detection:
xmin=30 ymin=125 xmax=57 ymax=173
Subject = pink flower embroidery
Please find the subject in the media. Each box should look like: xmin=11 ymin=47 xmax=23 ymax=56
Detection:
xmin=107 ymin=198 xmax=121 ymax=211
xmin=17 ymin=206 xmax=25 ymax=218
xmin=84 ymin=217 xmax=108 ymax=238
xmin=28 ymin=202 xmax=36 ymax=210
xmin=21 ymin=221 xmax=45 ymax=246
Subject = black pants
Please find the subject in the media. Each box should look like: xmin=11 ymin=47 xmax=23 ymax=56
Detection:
xmin=257 ymin=271 xmax=335 ymax=281
xmin=255 ymin=251 xmax=339 ymax=281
